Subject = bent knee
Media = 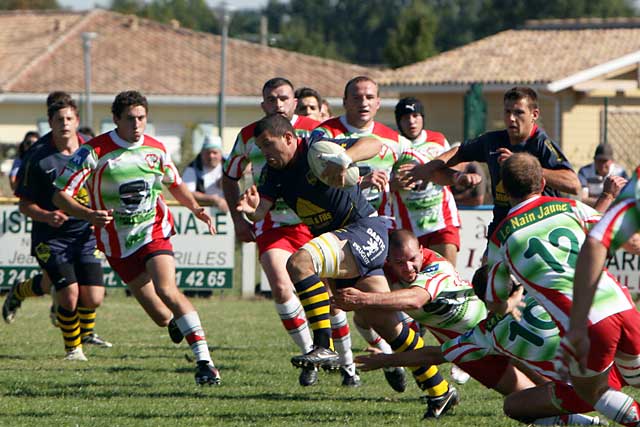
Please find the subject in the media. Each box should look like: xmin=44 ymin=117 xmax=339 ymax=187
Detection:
xmin=286 ymin=250 xmax=314 ymax=281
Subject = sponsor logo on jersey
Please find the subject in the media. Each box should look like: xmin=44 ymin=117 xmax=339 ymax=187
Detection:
xmin=71 ymin=147 xmax=90 ymax=167
xmin=145 ymin=153 xmax=160 ymax=169
xmin=424 ymin=264 xmax=440 ymax=274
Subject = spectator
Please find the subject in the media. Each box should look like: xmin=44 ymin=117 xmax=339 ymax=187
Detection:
xmin=8 ymin=131 xmax=39 ymax=191
xmin=183 ymin=135 xmax=228 ymax=213
xmin=78 ymin=127 xmax=95 ymax=138
xmin=578 ymin=143 xmax=628 ymax=207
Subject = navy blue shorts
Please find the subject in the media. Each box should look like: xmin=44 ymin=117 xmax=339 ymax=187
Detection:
xmin=33 ymin=230 xmax=104 ymax=290
xmin=333 ymin=216 xmax=390 ymax=288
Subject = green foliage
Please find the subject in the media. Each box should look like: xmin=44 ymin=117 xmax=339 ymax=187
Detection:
xmin=106 ymin=0 xmax=638 ymax=66
xmin=111 ymin=0 xmax=220 ymax=34
xmin=384 ymin=0 xmax=438 ymax=68
xmin=0 ymin=0 xmax=59 ymax=9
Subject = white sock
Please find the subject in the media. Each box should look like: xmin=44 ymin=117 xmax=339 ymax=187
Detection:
xmin=594 ymin=389 xmax=640 ymax=425
xmin=331 ymin=311 xmax=355 ymax=375
xmin=354 ymin=323 xmax=393 ymax=354
xmin=175 ymin=311 xmax=213 ymax=365
xmin=532 ymin=414 xmax=601 ymax=425
xmin=275 ymin=296 xmax=313 ymax=353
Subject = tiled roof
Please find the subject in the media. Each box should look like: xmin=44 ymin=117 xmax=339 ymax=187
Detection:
xmin=0 ymin=9 xmax=375 ymax=97
xmin=380 ymin=18 xmax=640 ymax=88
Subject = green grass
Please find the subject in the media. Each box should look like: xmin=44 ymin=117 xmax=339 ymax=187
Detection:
xmin=0 ymin=292 xmax=568 ymax=426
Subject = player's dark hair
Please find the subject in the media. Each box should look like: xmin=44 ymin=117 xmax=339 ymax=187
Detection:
xmin=262 ymin=77 xmax=294 ymax=97
xmin=388 ymin=229 xmax=419 ymax=253
xmin=112 ymin=90 xmax=148 ymax=119
xmin=18 ymin=131 xmax=39 ymax=158
xmin=504 ymin=86 xmax=538 ymax=110
xmin=47 ymin=97 xmax=78 ymax=120
xmin=501 ymin=153 xmax=544 ymax=199
xmin=471 ymin=265 xmax=489 ymax=302
xmin=343 ymin=76 xmax=378 ymax=99
xmin=294 ymin=87 xmax=322 ymax=104
xmin=46 ymin=91 xmax=72 ymax=108
xmin=254 ymin=114 xmax=295 ymax=138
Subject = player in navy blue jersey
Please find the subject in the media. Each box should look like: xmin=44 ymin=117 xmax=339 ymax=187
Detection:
xmin=402 ymin=86 xmax=580 ymax=238
xmin=237 ymin=114 xmax=460 ymax=419
xmin=10 ymin=94 xmax=111 ymax=360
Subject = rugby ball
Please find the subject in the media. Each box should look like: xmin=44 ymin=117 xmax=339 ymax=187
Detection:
xmin=307 ymin=140 xmax=360 ymax=187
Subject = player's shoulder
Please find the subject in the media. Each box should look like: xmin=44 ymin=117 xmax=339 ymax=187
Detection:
xmin=294 ymin=115 xmax=320 ymax=131
xmin=239 ymin=121 xmax=258 ymax=142
xmin=371 ymin=122 xmax=399 ymax=140
xmin=424 ymin=130 xmax=447 ymax=145
xmin=315 ymin=117 xmax=345 ymax=136
xmin=141 ymin=134 xmax=168 ymax=151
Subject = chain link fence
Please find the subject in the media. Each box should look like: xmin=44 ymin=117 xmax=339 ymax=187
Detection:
xmin=604 ymin=107 xmax=640 ymax=174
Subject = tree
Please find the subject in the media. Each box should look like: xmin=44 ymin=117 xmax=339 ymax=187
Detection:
xmin=384 ymin=0 xmax=438 ymax=68
xmin=0 ymin=0 xmax=59 ymax=9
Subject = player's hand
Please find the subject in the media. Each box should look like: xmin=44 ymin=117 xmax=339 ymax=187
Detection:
xmin=321 ymin=162 xmax=347 ymax=188
xmin=602 ymin=175 xmax=627 ymax=199
xmin=360 ymin=170 xmax=389 ymax=191
xmin=390 ymin=170 xmax=418 ymax=191
xmin=236 ymin=185 xmax=260 ymax=215
xmin=46 ymin=210 xmax=69 ymax=228
xmin=454 ymin=172 xmax=482 ymax=188
xmin=331 ymin=288 xmax=368 ymax=311
xmin=88 ymin=209 xmax=113 ymax=228
xmin=505 ymin=284 xmax=526 ymax=322
xmin=192 ymin=206 xmax=216 ymax=235
xmin=496 ymin=147 xmax=513 ymax=165
xmin=355 ymin=348 xmax=389 ymax=371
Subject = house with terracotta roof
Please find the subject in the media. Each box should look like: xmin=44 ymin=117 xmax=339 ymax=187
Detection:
xmin=0 ymin=9 xmax=392 ymax=163
xmin=380 ymin=18 xmax=640 ymax=173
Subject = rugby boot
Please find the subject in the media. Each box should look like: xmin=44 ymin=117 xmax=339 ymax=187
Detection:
xmin=2 ymin=283 xmax=22 ymax=324
xmin=340 ymin=367 xmax=362 ymax=387
xmin=195 ymin=361 xmax=221 ymax=385
xmin=423 ymin=386 xmax=460 ymax=419
xmin=291 ymin=346 xmax=340 ymax=370
xmin=168 ymin=318 xmax=184 ymax=344
xmin=298 ymin=366 xmax=318 ymax=386
xmin=383 ymin=367 xmax=407 ymax=392
xmin=82 ymin=333 xmax=113 ymax=348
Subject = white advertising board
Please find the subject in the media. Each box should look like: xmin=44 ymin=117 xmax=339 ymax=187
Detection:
xmin=0 ymin=205 xmax=235 ymax=290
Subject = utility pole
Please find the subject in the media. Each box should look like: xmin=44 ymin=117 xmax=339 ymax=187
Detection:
xmin=217 ymin=2 xmax=231 ymax=141
xmin=81 ymin=32 xmax=98 ymax=130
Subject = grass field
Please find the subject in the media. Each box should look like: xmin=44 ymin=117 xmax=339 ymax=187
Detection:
xmin=0 ymin=291 xmax=610 ymax=427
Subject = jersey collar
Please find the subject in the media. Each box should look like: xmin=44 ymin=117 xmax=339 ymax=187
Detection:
xmin=109 ymin=129 xmax=145 ymax=148
xmin=339 ymin=115 xmax=375 ymax=135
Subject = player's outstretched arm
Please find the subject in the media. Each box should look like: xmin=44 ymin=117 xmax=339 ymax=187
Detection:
xmin=344 ymin=136 xmax=382 ymax=163
xmin=565 ymin=236 xmax=608 ymax=371
xmin=52 ymin=190 xmax=112 ymax=228
xmin=355 ymin=346 xmax=446 ymax=371
xmin=542 ymin=168 xmax=581 ymax=195
xmin=222 ymin=172 xmax=256 ymax=242
xmin=403 ymin=145 xmax=480 ymax=187
xmin=332 ymin=287 xmax=430 ymax=312
xmin=169 ymin=182 xmax=216 ymax=234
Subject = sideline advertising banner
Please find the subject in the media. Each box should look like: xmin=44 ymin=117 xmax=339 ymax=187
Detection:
xmin=0 ymin=205 xmax=234 ymax=290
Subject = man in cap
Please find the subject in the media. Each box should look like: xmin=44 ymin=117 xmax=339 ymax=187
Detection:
xmin=183 ymin=135 xmax=228 ymax=213
xmin=578 ymin=143 xmax=628 ymax=207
